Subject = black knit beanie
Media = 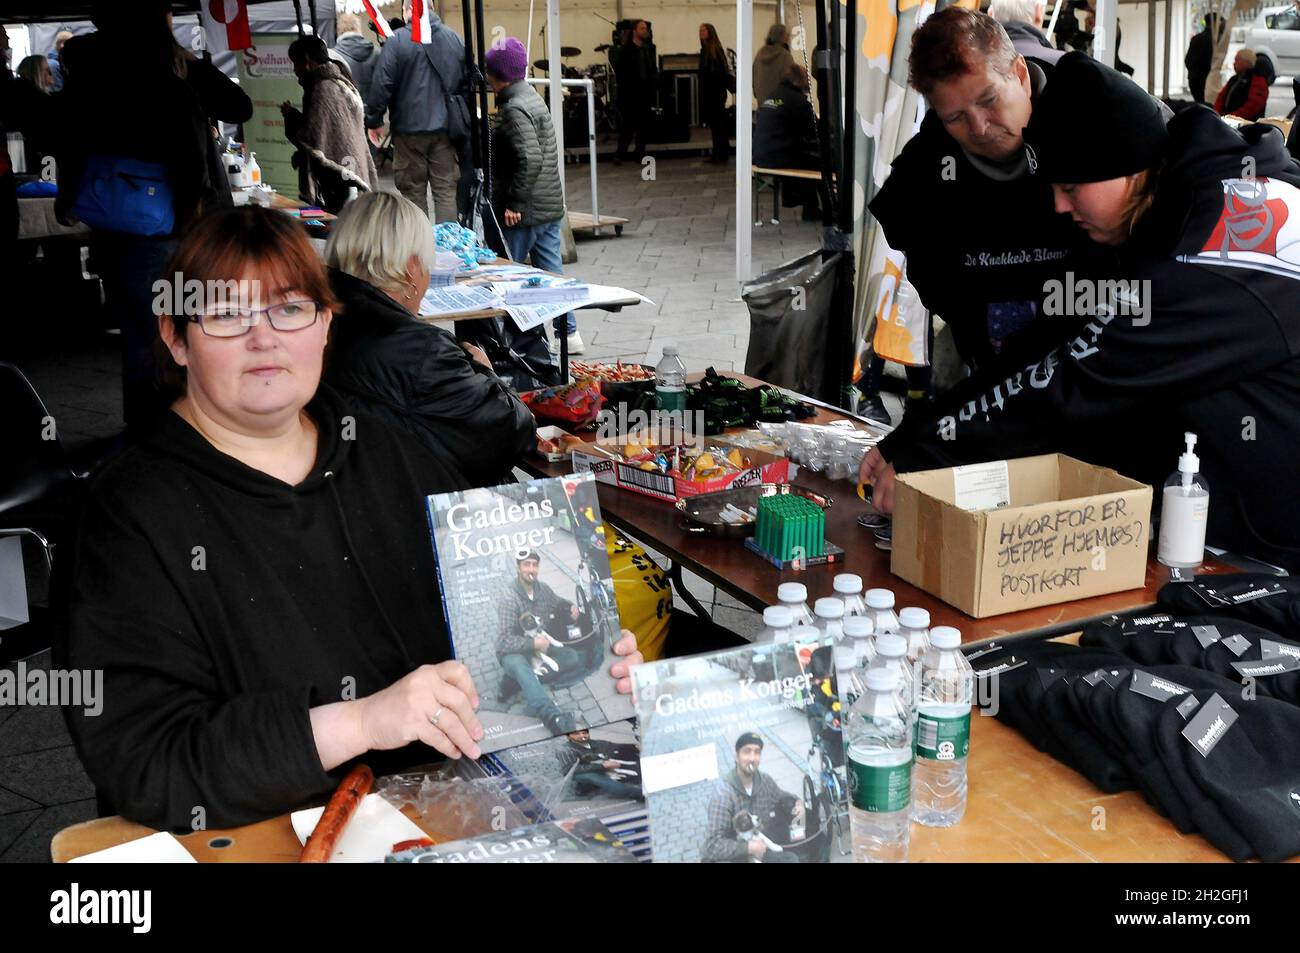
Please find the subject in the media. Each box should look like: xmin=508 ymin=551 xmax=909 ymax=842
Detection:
xmin=1023 ymin=52 xmax=1168 ymax=184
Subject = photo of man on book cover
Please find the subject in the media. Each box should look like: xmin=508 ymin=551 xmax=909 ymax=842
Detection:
xmin=427 ymin=474 xmax=633 ymax=753
xmin=634 ymin=639 xmax=849 ymax=863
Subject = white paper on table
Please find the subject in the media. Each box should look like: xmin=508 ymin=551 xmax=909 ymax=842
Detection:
xmin=504 ymin=300 xmax=574 ymax=332
xmin=419 ymin=283 xmax=502 ymax=317
xmin=290 ymin=793 xmax=427 ymax=863
xmin=639 ymin=742 xmax=720 ymax=795
xmin=69 ymin=831 xmax=196 ymax=864
xmin=584 ymin=283 xmax=653 ymax=307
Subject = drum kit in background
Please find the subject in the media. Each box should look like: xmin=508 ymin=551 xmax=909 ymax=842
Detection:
xmin=532 ymin=46 xmax=618 ymax=137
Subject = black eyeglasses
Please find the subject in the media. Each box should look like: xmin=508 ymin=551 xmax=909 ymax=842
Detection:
xmin=189 ymin=300 xmax=322 ymax=338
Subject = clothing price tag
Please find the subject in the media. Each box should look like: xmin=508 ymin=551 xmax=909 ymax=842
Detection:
xmin=1219 ymin=634 xmax=1252 ymax=657
xmin=1176 ymin=694 xmax=1200 ymax=721
xmin=974 ymin=658 xmax=1027 ymax=682
xmin=1036 ymin=666 xmax=1068 ymax=690
xmin=1260 ymin=639 xmax=1300 ymax=662
xmin=1082 ymin=669 xmax=1106 ymax=686
xmin=1181 ymin=693 xmax=1238 ymax=758
xmin=1168 ymin=566 xmax=1194 ymax=583
xmin=1097 ymin=668 xmax=1127 ymax=689
xmin=1129 ymin=670 xmax=1192 ymax=703
xmin=639 ymin=743 xmax=719 ymax=795
xmin=1232 ymin=654 xmax=1300 ymax=678
xmin=952 ymin=461 xmax=1011 ymax=511
xmin=1191 ymin=625 xmax=1223 ymax=649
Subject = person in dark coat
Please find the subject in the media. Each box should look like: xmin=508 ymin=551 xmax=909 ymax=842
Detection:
xmin=485 ymin=37 xmax=583 ymax=357
xmin=754 ymin=64 xmax=821 ymax=218
xmin=614 ymin=20 xmax=656 ymax=164
xmin=1184 ymin=11 xmax=1224 ymax=105
xmin=753 ymin=23 xmax=796 ymax=106
xmin=698 ymin=23 xmax=733 ymax=163
xmin=53 ymin=0 xmax=251 ymax=432
xmin=323 ymin=191 xmax=536 ymax=488
xmin=332 ymin=12 xmax=379 ymax=105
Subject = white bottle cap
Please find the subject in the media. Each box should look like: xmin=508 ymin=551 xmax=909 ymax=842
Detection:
xmin=789 ymin=625 xmax=821 ymax=642
xmin=661 ymin=344 xmax=679 ymax=356
xmin=865 ymin=588 xmax=895 ymax=610
xmin=842 ymin=615 xmax=874 ymax=638
xmin=865 ymin=667 xmax=900 ymax=692
xmin=1178 ymin=432 xmax=1200 ymax=476
xmin=762 ymin=606 xmax=794 ymax=629
xmin=833 ymin=573 xmax=863 ymax=595
xmin=898 ymin=607 xmax=930 ymax=629
xmin=930 ymin=626 xmax=962 ymax=650
xmin=875 ymin=634 xmax=907 ymax=658
xmin=814 ymin=597 xmax=845 ymax=619
xmin=833 ymin=645 xmax=858 ymax=670
xmin=778 ymin=582 xmax=808 ymax=604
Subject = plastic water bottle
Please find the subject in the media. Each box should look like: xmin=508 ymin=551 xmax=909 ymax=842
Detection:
xmin=833 ymin=573 xmax=867 ymax=616
xmin=843 ymin=614 xmax=875 ymax=668
xmin=870 ymin=634 xmax=917 ymax=754
xmin=813 ymin=597 xmax=845 ymax=644
xmin=913 ymin=626 xmax=973 ymax=828
xmin=757 ymin=605 xmax=795 ymax=643
xmin=865 ymin=588 xmax=900 ymax=635
xmin=655 ymin=344 xmax=687 ymax=412
xmin=847 ymin=666 xmax=913 ymax=863
xmin=898 ymin=607 xmax=931 ymax=703
xmin=834 ymin=643 xmax=864 ymax=707
xmin=777 ymin=583 xmax=816 ymax=626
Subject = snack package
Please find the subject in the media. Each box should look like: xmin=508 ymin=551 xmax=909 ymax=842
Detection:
xmin=521 ymin=379 xmax=605 ymax=427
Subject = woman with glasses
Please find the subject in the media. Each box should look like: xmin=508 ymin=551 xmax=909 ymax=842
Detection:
xmin=324 ymin=191 xmax=535 ymax=487
xmin=56 ymin=206 xmax=643 ymax=832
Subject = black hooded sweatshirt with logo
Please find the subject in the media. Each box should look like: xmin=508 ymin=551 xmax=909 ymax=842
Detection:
xmin=55 ymin=387 xmax=468 ymax=831
xmin=880 ymin=108 xmax=1300 ymax=571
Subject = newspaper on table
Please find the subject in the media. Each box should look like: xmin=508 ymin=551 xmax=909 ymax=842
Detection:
xmin=419 ymin=283 xmax=501 ymax=317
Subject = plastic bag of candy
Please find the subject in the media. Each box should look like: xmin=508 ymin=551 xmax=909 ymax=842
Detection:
xmin=521 ymin=378 xmax=605 ymax=427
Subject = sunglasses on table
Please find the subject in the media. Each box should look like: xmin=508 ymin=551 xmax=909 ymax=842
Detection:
xmin=189 ymin=300 xmax=322 ymax=338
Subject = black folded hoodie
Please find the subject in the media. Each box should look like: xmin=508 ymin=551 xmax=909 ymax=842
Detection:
xmin=55 ymin=387 xmax=468 ymax=831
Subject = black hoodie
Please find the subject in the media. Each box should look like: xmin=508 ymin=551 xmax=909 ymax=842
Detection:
xmin=55 ymin=387 xmax=467 ymax=831
xmin=881 ymin=109 xmax=1300 ymax=571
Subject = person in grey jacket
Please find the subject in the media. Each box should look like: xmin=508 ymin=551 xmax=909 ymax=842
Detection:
xmin=332 ymin=13 xmax=379 ymax=105
xmin=365 ymin=2 xmax=466 ymax=222
xmin=485 ymin=37 xmax=583 ymax=355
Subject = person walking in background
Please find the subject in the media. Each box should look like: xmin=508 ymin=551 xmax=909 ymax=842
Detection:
xmin=54 ymin=0 xmax=251 ymax=431
xmin=484 ymin=38 xmax=582 ymax=357
xmin=988 ymin=0 xmax=1063 ymax=64
xmin=281 ymin=35 xmax=378 ymax=213
xmin=753 ymin=23 xmax=795 ymax=105
xmin=366 ymin=0 xmax=466 ymax=222
xmin=48 ymin=30 xmax=73 ymax=92
xmin=332 ymin=12 xmax=379 ymax=106
xmin=1214 ymin=48 xmax=1270 ymax=120
xmin=614 ymin=19 xmax=656 ymax=165
xmin=698 ymin=23 xmax=734 ymax=163
xmin=1184 ymin=11 xmax=1223 ymax=104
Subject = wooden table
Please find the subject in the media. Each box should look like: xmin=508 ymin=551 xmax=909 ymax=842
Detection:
xmin=54 ymin=713 xmax=1274 ymax=863
xmin=520 ymin=373 xmax=1235 ymax=646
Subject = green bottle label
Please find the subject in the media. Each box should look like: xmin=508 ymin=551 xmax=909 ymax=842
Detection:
xmin=916 ymin=710 xmax=971 ymax=762
xmin=848 ymin=753 xmax=912 ymax=813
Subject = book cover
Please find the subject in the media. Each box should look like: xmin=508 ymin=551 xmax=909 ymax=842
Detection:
xmin=427 ymin=474 xmax=632 ymax=753
xmin=477 ymin=719 xmax=643 ymax=823
xmin=632 ymin=635 xmax=848 ymax=864
xmin=384 ymin=817 xmax=638 ymax=864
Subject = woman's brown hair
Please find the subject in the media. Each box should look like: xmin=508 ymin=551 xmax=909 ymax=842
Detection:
xmin=700 ymin=23 xmax=726 ymax=67
xmin=1119 ymin=164 xmax=1163 ymax=239
xmin=157 ymin=206 xmax=339 ymax=396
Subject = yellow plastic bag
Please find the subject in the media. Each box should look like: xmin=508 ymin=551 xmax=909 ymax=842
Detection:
xmin=606 ymin=523 xmax=671 ymax=662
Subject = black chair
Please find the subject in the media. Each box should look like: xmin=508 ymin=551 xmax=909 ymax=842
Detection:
xmin=0 ymin=362 xmax=93 ymax=663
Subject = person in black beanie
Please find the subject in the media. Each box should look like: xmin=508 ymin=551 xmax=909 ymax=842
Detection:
xmin=863 ymin=52 xmax=1300 ymax=573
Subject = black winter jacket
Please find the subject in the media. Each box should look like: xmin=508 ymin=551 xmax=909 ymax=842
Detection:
xmin=56 ymin=387 xmax=467 ymax=831
xmin=325 ymin=269 xmax=536 ymax=487
xmin=754 ymin=80 xmax=819 ymax=170
xmin=880 ymin=108 xmax=1300 ymax=571
xmin=490 ymin=81 xmax=565 ymax=226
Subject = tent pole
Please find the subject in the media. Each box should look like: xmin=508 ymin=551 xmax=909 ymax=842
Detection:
xmin=308 ymin=0 xmax=317 ymax=34
xmin=291 ymin=0 xmax=304 ymax=35
xmin=736 ymin=0 xmax=753 ymax=284
xmin=546 ymin=0 xmax=566 ymax=207
xmin=839 ymin=0 xmax=855 ymax=235
xmin=1162 ymin=0 xmax=1173 ymax=98
xmin=1147 ymin=0 xmax=1156 ymax=93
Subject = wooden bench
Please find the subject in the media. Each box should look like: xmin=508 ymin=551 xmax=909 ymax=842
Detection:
xmin=751 ymin=165 xmax=824 ymax=226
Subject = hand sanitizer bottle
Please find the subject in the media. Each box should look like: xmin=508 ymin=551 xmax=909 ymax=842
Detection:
xmin=1157 ymin=432 xmax=1209 ymax=569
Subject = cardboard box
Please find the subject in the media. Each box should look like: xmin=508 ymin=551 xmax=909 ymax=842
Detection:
xmin=570 ymin=440 xmax=790 ymax=504
xmin=890 ymin=454 xmax=1153 ymax=618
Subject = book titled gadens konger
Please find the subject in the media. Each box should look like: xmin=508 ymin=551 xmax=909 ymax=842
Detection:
xmin=427 ymin=474 xmax=633 ymax=754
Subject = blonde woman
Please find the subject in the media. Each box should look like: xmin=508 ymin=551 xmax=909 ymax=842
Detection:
xmin=324 ymin=191 xmax=535 ymax=486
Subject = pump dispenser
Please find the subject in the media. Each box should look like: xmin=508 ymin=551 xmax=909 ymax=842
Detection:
xmin=1157 ymin=432 xmax=1209 ymax=568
